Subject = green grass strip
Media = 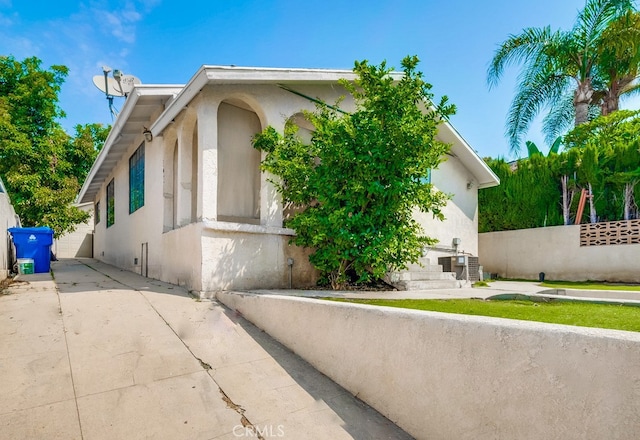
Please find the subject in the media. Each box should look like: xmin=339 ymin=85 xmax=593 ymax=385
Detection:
xmin=327 ymin=298 xmax=640 ymax=332
xmin=539 ymin=280 xmax=640 ymax=291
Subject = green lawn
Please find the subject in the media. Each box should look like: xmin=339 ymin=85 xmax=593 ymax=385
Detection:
xmin=328 ymin=298 xmax=640 ymax=332
xmin=539 ymin=280 xmax=640 ymax=291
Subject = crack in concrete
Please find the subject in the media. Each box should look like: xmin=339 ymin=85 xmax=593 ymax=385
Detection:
xmin=77 ymin=260 xmax=266 ymax=440
xmin=196 ymin=357 xmax=212 ymax=370
xmin=219 ymin=388 xmax=265 ymax=440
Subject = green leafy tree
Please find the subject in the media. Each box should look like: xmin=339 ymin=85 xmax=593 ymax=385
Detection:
xmin=68 ymin=123 xmax=110 ymax=184
xmin=566 ymin=110 xmax=640 ymax=220
xmin=487 ymin=0 xmax=636 ymax=153
xmin=576 ymin=143 xmax=601 ymax=223
xmin=253 ymin=56 xmax=454 ymax=289
xmin=0 ymin=56 xmax=107 ymax=237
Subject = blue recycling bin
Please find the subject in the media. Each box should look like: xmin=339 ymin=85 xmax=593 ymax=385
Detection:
xmin=9 ymin=227 xmax=54 ymax=273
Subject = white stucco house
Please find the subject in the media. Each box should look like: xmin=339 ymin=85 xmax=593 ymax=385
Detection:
xmin=1 ymin=176 xmax=20 ymax=280
xmin=77 ymin=65 xmax=499 ymax=295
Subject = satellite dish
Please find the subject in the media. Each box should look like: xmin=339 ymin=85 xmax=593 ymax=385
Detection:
xmin=117 ymin=74 xmax=141 ymax=95
xmin=92 ymin=75 xmax=125 ymax=97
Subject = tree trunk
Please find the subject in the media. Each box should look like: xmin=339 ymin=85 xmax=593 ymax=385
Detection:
xmin=588 ymin=182 xmax=597 ymax=223
xmin=623 ymin=181 xmax=638 ymax=221
xmin=561 ymin=175 xmax=573 ymax=225
xmin=624 ymin=182 xmax=632 ymax=220
xmin=574 ymin=80 xmax=593 ymax=126
xmin=601 ymin=79 xmax=621 ymax=116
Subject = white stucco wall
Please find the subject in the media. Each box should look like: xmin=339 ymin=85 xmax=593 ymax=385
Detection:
xmin=89 ymin=79 xmax=487 ymax=291
xmin=54 ymin=203 xmax=94 ymax=258
xmin=416 ymin=153 xmax=480 ymax=264
xmin=479 ymin=225 xmax=640 ymax=282
xmin=218 ymin=292 xmax=640 ymax=440
xmin=93 ymin=136 xmax=166 ymax=280
xmin=199 ymin=223 xmax=318 ymax=293
xmin=0 ymin=181 xmax=19 ymax=279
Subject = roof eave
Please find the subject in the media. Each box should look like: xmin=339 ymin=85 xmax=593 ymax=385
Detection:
xmin=440 ymin=119 xmax=500 ymax=189
xmin=77 ymin=85 xmax=182 ymax=204
xmin=149 ymin=65 xmax=405 ymax=136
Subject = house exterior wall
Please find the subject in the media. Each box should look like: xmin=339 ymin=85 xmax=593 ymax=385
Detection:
xmin=89 ymin=79 xmax=488 ymax=292
xmin=414 ymin=154 xmax=480 ymax=264
xmin=199 ymin=223 xmax=318 ymax=293
xmin=93 ymin=135 xmax=170 ymax=282
xmin=0 ymin=181 xmax=19 ymax=279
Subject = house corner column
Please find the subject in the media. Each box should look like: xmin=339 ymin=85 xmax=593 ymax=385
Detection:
xmin=198 ymin=99 xmax=219 ymax=222
xmin=261 ymin=119 xmax=285 ymax=228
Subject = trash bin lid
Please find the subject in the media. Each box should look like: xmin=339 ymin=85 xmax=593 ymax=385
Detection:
xmin=8 ymin=226 xmax=54 ymax=234
xmin=8 ymin=227 xmax=55 ymax=246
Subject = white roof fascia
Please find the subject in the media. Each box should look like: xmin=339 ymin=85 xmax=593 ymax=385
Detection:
xmin=440 ymin=119 xmax=500 ymax=189
xmin=76 ymin=85 xmax=182 ymax=204
xmin=76 ymin=93 xmax=140 ymax=204
xmin=149 ymin=65 xmax=405 ymax=136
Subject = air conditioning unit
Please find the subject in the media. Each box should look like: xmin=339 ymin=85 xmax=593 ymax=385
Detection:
xmin=438 ymin=256 xmax=480 ymax=282
xmin=454 ymin=255 xmax=467 ymax=266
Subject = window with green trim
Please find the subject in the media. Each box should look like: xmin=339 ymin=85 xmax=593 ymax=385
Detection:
xmin=95 ymin=201 xmax=101 ymax=225
xmin=129 ymin=144 xmax=145 ymax=214
xmin=106 ymin=179 xmax=115 ymax=227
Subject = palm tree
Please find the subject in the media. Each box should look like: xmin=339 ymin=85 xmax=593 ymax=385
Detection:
xmin=596 ymin=9 xmax=640 ymax=115
xmin=487 ymin=0 xmax=637 ymax=154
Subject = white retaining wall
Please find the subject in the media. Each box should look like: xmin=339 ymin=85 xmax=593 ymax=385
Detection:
xmin=479 ymin=225 xmax=640 ymax=282
xmin=217 ymin=292 xmax=640 ymax=440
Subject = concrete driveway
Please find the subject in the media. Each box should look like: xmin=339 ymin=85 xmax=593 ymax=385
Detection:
xmin=0 ymin=258 xmax=412 ymax=440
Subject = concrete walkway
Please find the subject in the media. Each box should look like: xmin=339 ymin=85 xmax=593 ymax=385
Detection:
xmin=252 ymin=280 xmax=640 ymax=303
xmin=250 ymin=280 xmax=547 ymax=300
xmin=0 ymin=259 xmax=412 ymax=440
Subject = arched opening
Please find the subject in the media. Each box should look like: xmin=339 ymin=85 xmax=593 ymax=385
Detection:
xmin=217 ymin=100 xmax=261 ymax=224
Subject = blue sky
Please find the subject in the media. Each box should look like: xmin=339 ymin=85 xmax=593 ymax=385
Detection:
xmin=1 ymin=0 xmax=638 ymax=159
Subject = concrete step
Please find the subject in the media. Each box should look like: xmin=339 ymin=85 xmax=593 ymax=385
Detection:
xmin=393 ymin=279 xmax=460 ymax=290
xmin=403 ymin=262 xmax=444 ymax=272
xmin=394 ymin=271 xmax=457 ymax=282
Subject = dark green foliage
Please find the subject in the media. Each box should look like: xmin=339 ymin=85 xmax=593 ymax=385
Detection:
xmin=479 ymin=156 xmax=563 ymax=232
xmin=480 ymin=111 xmax=640 ymax=230
xmin=0 ymin=56 xmax=108 ymax=237
xmin=254 ymin=56 xmax=454 ymax=289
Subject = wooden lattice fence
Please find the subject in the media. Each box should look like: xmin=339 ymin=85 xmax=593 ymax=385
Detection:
xmin=580 ymin=219 xmax=640 ymax=246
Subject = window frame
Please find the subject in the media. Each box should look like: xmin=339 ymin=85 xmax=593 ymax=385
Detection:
xmin=95 ymin=200 xmax=101 ymax=225
xmin=129 ymin=143 xmax=145 ymax=214
xmin=106 ymin=179 xmax=115 ymax=228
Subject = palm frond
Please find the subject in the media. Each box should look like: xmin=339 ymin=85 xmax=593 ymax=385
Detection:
xmin=487 ymin=26 xmax=556 ymax=88
xmin=620 ymin=81 xmax=640 ymax=99
xmin=572 ymin=0 xmax=635 ymax=81
xmin=505 ymin=57 xmax=571 ymax=153
xmin=574 ymin=0 xmax=634 ymax=46
xmin=542 ymin=92 xmax=576 ymax=144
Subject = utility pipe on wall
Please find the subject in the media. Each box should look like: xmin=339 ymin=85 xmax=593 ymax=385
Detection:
xmin=287 ymin=258 xmax=294 ymax=289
